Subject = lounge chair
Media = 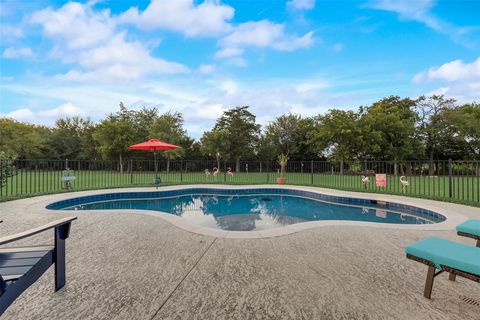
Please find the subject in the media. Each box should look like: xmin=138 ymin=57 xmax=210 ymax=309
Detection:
xmin=405 ymin=236 xmax=480 ymax=299
xmin=0 ymin=217 xmax=77 ymax=315
xmin=456 ymin=219 xmax=480 ymax=247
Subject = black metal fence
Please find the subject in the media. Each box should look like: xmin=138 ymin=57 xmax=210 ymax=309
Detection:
xmin=0 ymin=158 xmax=479 ymax=206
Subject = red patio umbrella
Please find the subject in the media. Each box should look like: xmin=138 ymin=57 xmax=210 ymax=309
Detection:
xmin=128 ymin=139 xmax=180 ymax=178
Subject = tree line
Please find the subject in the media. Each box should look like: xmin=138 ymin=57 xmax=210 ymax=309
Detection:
xmin=1 ymin=95 xmax=479 ymax=173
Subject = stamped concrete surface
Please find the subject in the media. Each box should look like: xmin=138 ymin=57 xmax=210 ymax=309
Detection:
xmin=1 ymin=187 xmax=479 ymax=320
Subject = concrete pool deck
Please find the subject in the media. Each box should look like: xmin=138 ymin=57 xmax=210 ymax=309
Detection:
xmin=1 ymin=185 xmax=479 ymax=319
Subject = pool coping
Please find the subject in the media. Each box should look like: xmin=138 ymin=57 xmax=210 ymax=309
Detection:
xmin=5 ymin=184 xmax=478 ymax=239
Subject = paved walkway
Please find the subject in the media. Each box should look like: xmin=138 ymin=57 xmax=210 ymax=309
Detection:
xmin=1 ymin=188 xmax=479 ymax=319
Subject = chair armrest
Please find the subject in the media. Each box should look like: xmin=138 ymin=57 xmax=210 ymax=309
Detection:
xmin=0 ymin=217 xmax=77 ymax=246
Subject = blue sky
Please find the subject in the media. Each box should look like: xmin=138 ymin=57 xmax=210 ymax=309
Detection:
xmin=1 ymin=0 xmax=479 ymax=137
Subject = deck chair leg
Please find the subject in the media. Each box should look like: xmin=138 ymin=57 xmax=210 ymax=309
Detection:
xmin=448 ymin=273 xmax=456 ymax=281
xmin=424 ymin=266 xmax=435 ymax=299
xmin=54 ymin=224 xmax=70 ymax=291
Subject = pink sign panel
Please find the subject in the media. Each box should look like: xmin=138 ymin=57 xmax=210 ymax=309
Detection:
xmin=376 ymin=209 xmax=387 ymax=218
xmin=376 ymin=174 xmax=387 ymax=188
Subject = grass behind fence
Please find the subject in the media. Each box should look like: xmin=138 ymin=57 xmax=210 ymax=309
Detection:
xmin=1 ymin=169 xmax=479 ymax=206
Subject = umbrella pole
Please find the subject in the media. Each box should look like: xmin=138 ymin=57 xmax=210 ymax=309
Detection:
xmin=154 ymin=151 xmax=158 ymax=178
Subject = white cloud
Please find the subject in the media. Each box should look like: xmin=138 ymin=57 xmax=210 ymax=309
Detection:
xmin=2 ymin=103 xmax=84 ymax=125
xmin=367 ymin=0 xmax=434 ymax=20
xmin=4 ymin=108 xmax=35 ymax=120
xmin=214 ymin=47 xmax=244 ymax=59
xmin=30 ymin=2 xmax=188 ymax=82
xmin=37 ymin=102 xmax=85 ymax=118
xmin=218 ymin=80 xmax=239 ymax=95
xmin=0 ymin=24 xmax=24 ymax=40
xmin=191 ymin=103 xmax=226 ymax=120
xmin=3 ymin=47 xmax=34 ymax=58
xmin=4 ymin=74 xmax=372 ymax=138
xmin=287 ymin=0 xmax=316 ymax=11
xmin=423 ymin=82 xmax=480 ymax=103
xmin=413 ymin=57 xmax=480 ymax=102
xmin=30 ymin=2 xmax=114 ymax=50
xmin=414 ymin=57 xmax=480 ymax=83
xmin=198 ymin=64 xmax=216 ymax=74
xmin=118 ymin=0 xmax=234 ymax=37
xmin=57 ymin=33 xmax=188 ymax=82
xmin=366 ymin=0 xmax=475 ymax=46
xmin=216 ymin=20 xmax=314 ymax=60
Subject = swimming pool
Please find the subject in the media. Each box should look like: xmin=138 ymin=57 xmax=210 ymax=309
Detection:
xmin=47 ymin=188 xmax=445 ymax=231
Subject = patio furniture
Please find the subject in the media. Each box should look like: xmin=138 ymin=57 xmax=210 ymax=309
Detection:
xmin=456 ymin=219 xmax=480 ymax=247
xmin=0 ymin=217 xmax=77 ymax=315
xmin=405 ymin=236 xmax=480 ymax=299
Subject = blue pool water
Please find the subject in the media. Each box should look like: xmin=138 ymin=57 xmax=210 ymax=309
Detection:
xmin=48 ymin=189 xmax=444 ymax=231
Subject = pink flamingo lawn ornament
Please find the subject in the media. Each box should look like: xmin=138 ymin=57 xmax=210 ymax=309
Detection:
xmin=213 ymin=167 xmax=220 ymax=176
xmin=227 ymin=167 xmax=233 ymax=177
xmin=361 ymin=175 xmax=369 ymax=188
xmin=400 ymin=176 xmax=409 ymax=191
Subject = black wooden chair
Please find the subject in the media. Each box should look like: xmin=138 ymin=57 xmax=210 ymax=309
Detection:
xmin=0 ymin=217 xmax=77 ymax=315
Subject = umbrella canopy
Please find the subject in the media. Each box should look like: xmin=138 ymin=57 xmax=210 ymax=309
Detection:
xmin=128 ymin=139 xmax=180 ymax=181
xmin=128 ymin=139 xmax=179 ymax=151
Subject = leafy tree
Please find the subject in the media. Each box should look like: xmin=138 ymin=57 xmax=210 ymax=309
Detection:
xmin=212 ymin=106 xmax=261 ymax=172
xmin=113 ymin=102 xmax=159 ymax=142
xmin=312 ymin=110 xmax=362 ymax=174
xmin=131 ymin=106 xmax=159 ymax=142
xmin=0 ymin=118 xmax=51 ymax=159
xmin=361 ymin=96 xmax=423 ymax=174
xmin=260 ymin=114 xmax=318 ymax=161
xmin=49 ymin=117 xmax=97 ymax=160
xmin=93 ymin=118 xmax=136 ymax=173
xmin=200 ymin=129 xmax=230 ymax=169
xmin=79 ymin=120 xmax=100 ymax=160
xmin=0 ymin=151 xmax=16 ymax=188
xmin=445 ymin=103 xmax=480 ymax=161
xmin=263 ymin=113 xmax=301 ymax=155
xmin=292 ymin=117 xmax=318 ymax=160
xmin=257 ymin=134 xmax=278 ymax=161
xmin=415 ymin=95 xmax=457 ymax=174
xmin=149 ymin=111 xmax=190 ymax=172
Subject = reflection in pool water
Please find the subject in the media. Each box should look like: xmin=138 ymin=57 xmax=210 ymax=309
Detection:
xmin=68 ymin=194 xmax=434 ymax=231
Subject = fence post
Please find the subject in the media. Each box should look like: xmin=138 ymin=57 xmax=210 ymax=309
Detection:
xmin=224 ymin=160 xmax=227 ymax=183
xmin=130 ymin=159 xmax=133 ymax=184
xmin=0 ymin=159 xmax=3 ymax=196
xmin=267 ymin=160 xmax=270 ymax=183
xmin=448 ymin=159 xmax=453 ymax=198
xmin=180 ymin=159 xmax=183 ymax=182
xmin=310 ymin=160 xmax=314 ymax=185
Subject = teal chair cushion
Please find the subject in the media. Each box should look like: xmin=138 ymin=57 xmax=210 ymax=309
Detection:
xmin=405 ymin=237 xmax=480 ymax=276
xmin=457 ymin=219 xmax=480 ymax=237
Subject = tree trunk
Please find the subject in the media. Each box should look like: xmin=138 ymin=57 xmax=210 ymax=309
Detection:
xmin=235 ymin=157 xmax=240 ymax=173
xmin=394 ymin=159 xmax=398 ymax=176
xmin=340 ymin=160 xmax=344 ymax=175
xmin=428 ymin=151 xmax=434 ymax=176
xmin=119 ymin=154 xmax=123 ymax=174
xmin=216 ymin=157 xmax=220 ymax=171
xmin=166 ymin=156 xmax=170 ymax=173
xmin=406 ymin=163 xmax=412 ymax=176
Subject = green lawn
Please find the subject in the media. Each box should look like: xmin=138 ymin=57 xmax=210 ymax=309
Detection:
xmin=1 ymin=170 xmax=479 ymax=206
